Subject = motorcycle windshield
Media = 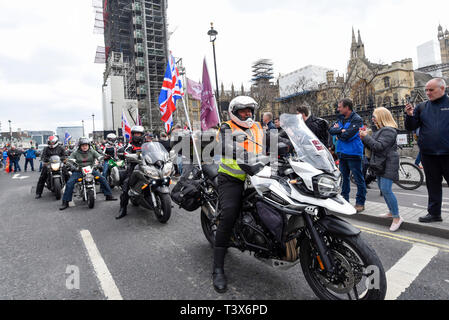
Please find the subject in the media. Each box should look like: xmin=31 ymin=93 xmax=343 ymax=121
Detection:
xmin=141 ymin=142 xmax=169 ymax=165
xmin=49 ymin=155 xmax=61 ymax=164
xmin=280 ymin=114 xmax=337 ymax=174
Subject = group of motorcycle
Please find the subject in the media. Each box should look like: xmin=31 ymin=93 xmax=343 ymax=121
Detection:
xmin=41 ymin=140 xmax=174 ymax=222
xmin=39 ymin=114 xmax=387 ymax=300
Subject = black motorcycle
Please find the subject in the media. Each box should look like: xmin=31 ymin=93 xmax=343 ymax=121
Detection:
xmin=126 ymin=142 xmax=174 ymax=223
xmin=44 ymin=155 xmax=65 ymax=200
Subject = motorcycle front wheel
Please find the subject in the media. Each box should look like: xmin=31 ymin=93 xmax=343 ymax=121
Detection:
xmin=87 ymin=189 xmax=95 ymax=209
xmin=299 ymin=234 xmax=386 ymax=300
xmin=200 ymin=208 xmax=216 ymax=248
xmin=153 ymin=193 xmax=171 ymax=224
xmin=54 ymin=178 xmax=62 ymax=201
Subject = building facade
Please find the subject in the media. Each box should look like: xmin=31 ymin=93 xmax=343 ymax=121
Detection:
xmin=56 ymin=127 xmax=84 ymax=145
xmin=102 ymin=0 xmax=169 ymax=131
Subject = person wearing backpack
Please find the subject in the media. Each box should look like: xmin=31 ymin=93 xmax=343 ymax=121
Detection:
xmin=360 ymin=107 xmax=403 ymax=232
xmin=296 ymin=105 xmax=330 ymax=148
xmin=405 ymin=78 xmax=449 ymax=223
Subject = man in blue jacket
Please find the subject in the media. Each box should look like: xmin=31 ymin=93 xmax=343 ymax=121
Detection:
xmin=329 ymin=98 xmax=366 ymax=212
xmin=405 ymin=78 xmax=449 ymax=223
xmin=24 ymin=146 xmax=37 ymax=172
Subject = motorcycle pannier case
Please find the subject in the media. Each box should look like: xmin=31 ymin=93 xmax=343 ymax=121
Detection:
xmin=170 ymin=178 xmax=202 ymax=212
xmin=256 ymin=201 xmax=285 ymax=244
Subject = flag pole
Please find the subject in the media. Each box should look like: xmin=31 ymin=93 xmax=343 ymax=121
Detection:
xmin=180 ymin=95 xmax=203 ymax=171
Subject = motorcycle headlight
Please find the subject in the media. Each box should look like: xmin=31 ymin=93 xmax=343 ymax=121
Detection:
xmin=313 ymin=175 xmax=340 ymax=198
xmin=85 ymin=174 xmax=94 ymax=182
xmin=143 ymin=165 xmax=160 ymax=179
xmin=162 ymin=162 xmax=173 ymax=176
xmin=51 ymin=163 xmax=61 ymax=171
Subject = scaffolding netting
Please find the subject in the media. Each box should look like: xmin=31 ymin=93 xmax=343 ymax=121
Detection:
xmin=95 ymin=46 xmax=106 ymax=64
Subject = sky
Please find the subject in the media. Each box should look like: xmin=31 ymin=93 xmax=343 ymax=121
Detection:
xmin=0 ymin=0 xmax=448 ymax=135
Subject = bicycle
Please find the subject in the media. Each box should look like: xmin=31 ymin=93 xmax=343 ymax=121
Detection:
xmin=349 ymin=147 xmax=424 ymax=190
xmin=395 ymin=145 xmax=424 ymax=190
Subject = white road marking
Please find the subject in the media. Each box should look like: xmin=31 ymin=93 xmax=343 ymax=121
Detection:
xmin=80 ymin=230 xmax=123 ymax=300
xmin=12 ymin=174 xmax=29 ymax=180
xmin=385 ymin=244 xmax=439 ymax=300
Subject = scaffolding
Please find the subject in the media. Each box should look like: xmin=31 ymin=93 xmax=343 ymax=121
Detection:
xmin=94 ymin=0 xmax=169 ymax=131
xmin=252 ymin=59 xmax=274 ymax=85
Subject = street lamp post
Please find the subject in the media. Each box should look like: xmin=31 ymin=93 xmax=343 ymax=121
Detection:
xmin=110 ymin=101 xmax=115 ymax=134
xmin=92 ymin=113 xmax=95 ymax=141
xmin=8 ymin=120 xmax=12 ymax=146
xmin=208 ymin=22 xmax=221 ymax=118
xmin=82 ymin=120 xmax=85 ymax=137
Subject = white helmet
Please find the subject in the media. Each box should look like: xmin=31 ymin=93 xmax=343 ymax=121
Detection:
xmin=229 ymin=96 xmax=258 ymax=128
xmin=106 ymin=133 xmax=117 ymax=143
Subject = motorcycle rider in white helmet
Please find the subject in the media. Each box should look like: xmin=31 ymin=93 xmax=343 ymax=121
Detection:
xmin=212 ymin=96 xmax=269 ymax=293
xmin=101 ymin=133 xmax=118 ymax=179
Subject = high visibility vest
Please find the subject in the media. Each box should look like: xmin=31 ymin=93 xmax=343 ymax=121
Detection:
xmin=218 ymin=121 xmax=264 ymax=181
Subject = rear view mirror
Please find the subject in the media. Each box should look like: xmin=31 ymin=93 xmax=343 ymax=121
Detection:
xmin=126 ymin=154 xmax=140 ymax=163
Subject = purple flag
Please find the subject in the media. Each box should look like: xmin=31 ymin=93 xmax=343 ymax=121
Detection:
xmin=187 ymin=78 xmax=202 ymax=101
xmin=201 ymin=58 xmax=219 ymax=131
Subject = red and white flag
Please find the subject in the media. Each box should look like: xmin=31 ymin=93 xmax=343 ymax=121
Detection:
xmin=121 ymin=111 xmax=131 ymax=141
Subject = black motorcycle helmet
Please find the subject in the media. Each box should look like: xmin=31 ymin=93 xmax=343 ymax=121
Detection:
xmin=78 ymin=137 xmax=91 ymax=152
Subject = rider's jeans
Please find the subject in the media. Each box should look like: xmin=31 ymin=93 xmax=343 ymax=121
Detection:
xmin=339 ymin=156 xmax=366 ymax=206
xmin=100 ymin=161 xmax=110 ymax=193
xmin=103 ymin=161 xmax=110 ymax=178
xmin=377 ymin=177 xmax=399 ymax=218
xmin=63 ymin=170 xmax=112 ymax=202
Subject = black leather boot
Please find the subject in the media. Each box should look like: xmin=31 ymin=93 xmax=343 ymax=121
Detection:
xmin=115 ymin=207 xmax=127 ymax=220
xmin=212 ymin=247 xmax=228 ymax=293
xmin=35 ymin=194 xmax=42 ymax=199
xmin=105 ymin=195 xmax=118 ymax=201
xmin=59 ymin=200 xmax=69 ymax=211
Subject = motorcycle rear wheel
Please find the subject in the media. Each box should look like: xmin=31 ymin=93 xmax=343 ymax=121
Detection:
xmin=299 ymin=234 xmax=386 ymax=300
xmin=153 ymin=193 xmax=171 ymax=224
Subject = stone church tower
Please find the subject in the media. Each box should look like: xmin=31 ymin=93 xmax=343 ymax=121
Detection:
xmin=350 ymin=28 xmax=366 ymax=60
xmin=438 ymin=24 xmax=449 ymax=77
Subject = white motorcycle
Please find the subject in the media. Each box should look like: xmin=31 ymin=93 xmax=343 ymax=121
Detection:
xmin=199 ymin=114 xmax=387 ymax=300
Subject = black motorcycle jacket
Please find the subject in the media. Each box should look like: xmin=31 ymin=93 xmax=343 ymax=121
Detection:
xmin=102 ymin=142 xmax=118 ymax=159
xmin=41 ymin=145 xmax=67 ymax=163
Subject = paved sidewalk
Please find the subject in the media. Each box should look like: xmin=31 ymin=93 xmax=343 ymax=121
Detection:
xmin=337 ymin=199 xmax=449 ymax=240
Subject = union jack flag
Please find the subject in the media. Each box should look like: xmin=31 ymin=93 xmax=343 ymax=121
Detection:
xmin=121 ymin=111 xmax=131 ymax=141
xmin=158 ymin=54 xmax=183 ymax=133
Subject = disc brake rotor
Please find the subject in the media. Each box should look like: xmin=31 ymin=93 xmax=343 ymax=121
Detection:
xmin=316 ymin=250 xmax=356 ymax=295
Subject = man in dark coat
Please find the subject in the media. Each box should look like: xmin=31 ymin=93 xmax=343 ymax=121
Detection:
xmin=405 ymin=78 xmax=449 ymax=223
xmin=7 ymin=146 xmax=22 ymax=173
